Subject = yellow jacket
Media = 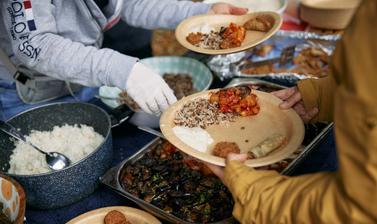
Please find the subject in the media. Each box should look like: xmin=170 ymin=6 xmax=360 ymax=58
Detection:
xmin=223 ymin=0 xmax=377 ymax=223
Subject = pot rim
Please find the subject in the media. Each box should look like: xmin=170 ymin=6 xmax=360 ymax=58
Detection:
xmin=3 ymin=102 xmax=112 ymax=178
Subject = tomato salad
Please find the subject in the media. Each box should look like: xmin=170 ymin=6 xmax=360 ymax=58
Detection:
xmin=209 ymin=87 xmax=260 ymax=117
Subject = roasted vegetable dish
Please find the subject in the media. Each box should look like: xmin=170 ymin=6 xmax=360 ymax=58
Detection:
xmin=119 ymin=140 xmax=234 ymax=223
xmin=220 ymin=23 xmax=246 ymax=49
xmin=186 ymin=22 xmax=246 ymax=50
xmin=209 ymin=87 xmax=260 ymax=116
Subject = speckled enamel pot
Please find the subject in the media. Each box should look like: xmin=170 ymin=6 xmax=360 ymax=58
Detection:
xmin=0 ymin=103 xmax=113 ymax=209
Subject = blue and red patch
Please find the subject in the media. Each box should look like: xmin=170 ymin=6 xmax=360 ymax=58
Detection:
xmin=23 ymin=0 xmax=36 ymax=31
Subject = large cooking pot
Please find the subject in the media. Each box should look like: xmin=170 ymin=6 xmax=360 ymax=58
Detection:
xmin=0 ymin=102 xmax=124 ymax=209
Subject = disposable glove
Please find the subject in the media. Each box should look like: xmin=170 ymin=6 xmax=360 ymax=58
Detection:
xmin=125 ymin=62 xmax=177 ymax=115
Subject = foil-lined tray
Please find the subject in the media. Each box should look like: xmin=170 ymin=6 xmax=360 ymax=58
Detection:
xmin=208 ymin=30 xmax=341 ymax=84
xmin=230 ymin=31 xmax=341 ymax=84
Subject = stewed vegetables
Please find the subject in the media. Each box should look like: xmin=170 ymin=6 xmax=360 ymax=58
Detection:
xmin=120 ymin=140 xmax=234 ymax=223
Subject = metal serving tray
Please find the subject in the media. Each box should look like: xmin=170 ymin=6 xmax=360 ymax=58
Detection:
xmin=226 ymin=78 xmax=333 ymax=175
xmin=100 ymin=139 xmax=236 ymax=224
xmin=101 ymin=119 xmax=331 ymax=224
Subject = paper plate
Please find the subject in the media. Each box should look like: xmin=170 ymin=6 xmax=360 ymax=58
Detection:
xmin=160 ymin=89 xmax=304 ymax=167
xmin=175 ymin=11 xmax=282 ymax=55
xmin=66 ymin=206 xmax=161 ymax=224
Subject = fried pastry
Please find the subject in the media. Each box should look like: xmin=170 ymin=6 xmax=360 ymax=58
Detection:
xmin=243 ymin=16 xmax=273 ymax=32
xmin=104 ymin=210 xmax=131 ymax=224
xmin=248 ymin=134 xmax=286 ymax=159
xmin=186 ymin=32 xmax=203 ymax=45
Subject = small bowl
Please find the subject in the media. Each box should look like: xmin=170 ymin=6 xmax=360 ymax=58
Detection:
xmin=300 ymin=0 xmax=361 ymax=30
xmin=0 ymin=174 xmax=26 ymax=224
xmin=99 ymin=56 xmax=213 ymax=128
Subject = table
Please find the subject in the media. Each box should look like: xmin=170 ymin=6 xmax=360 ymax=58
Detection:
xmin=24 ymin=97 xmax=338 ymax=224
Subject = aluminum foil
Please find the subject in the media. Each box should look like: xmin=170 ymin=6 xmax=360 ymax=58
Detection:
xmin=212 ymin=31 xmax=341 ymax=85
xmin=275 ymin=30 xmax=341 ymax=42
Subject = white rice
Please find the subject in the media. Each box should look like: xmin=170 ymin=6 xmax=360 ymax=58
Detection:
xmin=173 ymin=126 xmax=214 ymax=153
xmin=7 ymin=124 xmax=104 ymax=175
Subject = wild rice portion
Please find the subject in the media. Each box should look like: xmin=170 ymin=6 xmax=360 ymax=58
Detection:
xmin=174 ymin=98 xmax=235 ymax=129
xmin=198 ymin=30 xmax=223 ymax=50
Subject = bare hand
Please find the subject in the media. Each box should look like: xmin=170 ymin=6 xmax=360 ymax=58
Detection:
xmin=206 ymin=153 xmax=248 ymax=184
xmin=272 ymin=87 xmax=319 ymax=123
xmin=209 ymin=3 xmax=248 ymax=15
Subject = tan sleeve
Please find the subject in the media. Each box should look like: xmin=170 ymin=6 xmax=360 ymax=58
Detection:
xmin=222 ymin=1 xmax=377 ymax=223
xmin=297 ymin=76 xmax=336 ymax=122
xmin=224 ymin=162 xmax=351 ymax=223
xmin=224 ymin=89 xmax=377 ymax=223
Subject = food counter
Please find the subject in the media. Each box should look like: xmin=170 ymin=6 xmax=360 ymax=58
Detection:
xmin=24 ymin=91 xmax=337 ymax=224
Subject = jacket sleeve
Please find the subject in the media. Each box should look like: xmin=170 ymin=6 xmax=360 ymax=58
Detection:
xmin=1 ymin=0 xmax=138 ymax=90
xmin=119 ymin=0 xmax=211 ymax=29
xmin=297 ymin=75 xmax=336 ymax=122
xmin=223 ymin=0 xmax=377 ymax=223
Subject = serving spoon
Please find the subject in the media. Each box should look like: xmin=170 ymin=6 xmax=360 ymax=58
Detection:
xmin=222 ymin=84 xmax=252 ymax=97
xmin=0 ymin=120 xmax=71 ymax=171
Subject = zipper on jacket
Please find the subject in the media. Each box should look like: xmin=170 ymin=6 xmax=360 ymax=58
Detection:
xmin=78 ymin=0 xmax=104 ymax=47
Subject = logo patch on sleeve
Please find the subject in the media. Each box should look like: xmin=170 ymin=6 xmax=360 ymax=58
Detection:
xmin=23 ymin=0 xmax=36 ymax=31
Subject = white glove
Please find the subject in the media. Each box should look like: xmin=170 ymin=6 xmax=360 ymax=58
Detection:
xmin=125 ymin=62 xmax=177 ymax=115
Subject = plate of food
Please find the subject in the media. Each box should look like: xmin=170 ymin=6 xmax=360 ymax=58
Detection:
xmin=160 ymin=86 xmax=304 ymax=167
xmin=175 ymin=11 xmax=282 ymax=55
xmin=66 ymin=206 xmax=161 ymax=224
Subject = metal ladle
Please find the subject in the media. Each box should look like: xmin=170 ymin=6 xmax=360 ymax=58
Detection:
xmin=223 ymin=85 xmax=252 ymax=97
xmin=0 ymin=120 xmax=71 ymax=171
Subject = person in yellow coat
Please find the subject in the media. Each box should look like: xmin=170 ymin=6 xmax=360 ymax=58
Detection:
xmin=207 ymin=0 xmax=377 ymax=223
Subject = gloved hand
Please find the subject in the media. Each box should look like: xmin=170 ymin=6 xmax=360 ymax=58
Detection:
xmin=125 ymin=62 xmax=177 ymax=115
